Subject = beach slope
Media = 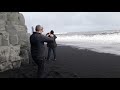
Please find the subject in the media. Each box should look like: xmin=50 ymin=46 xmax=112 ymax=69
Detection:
xmin=0 ymin=46 xmax=120 ymax=78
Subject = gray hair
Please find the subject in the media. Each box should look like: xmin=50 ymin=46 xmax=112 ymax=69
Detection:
xmin=35 ymin=25 xmax=43 ymax=31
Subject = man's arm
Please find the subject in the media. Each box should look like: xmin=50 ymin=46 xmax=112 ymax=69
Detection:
xmin=41 ymin=35 xmax=54 ymax=43
xmin=54 ymin=35 xmax=57 ymax=39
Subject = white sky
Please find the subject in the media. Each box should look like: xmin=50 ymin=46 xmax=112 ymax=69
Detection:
xmin=20 ymin=12 xmax=120 ymax=34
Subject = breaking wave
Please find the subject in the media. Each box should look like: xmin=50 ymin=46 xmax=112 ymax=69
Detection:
xmin=56 ymin=31 xmax=120 ymax=56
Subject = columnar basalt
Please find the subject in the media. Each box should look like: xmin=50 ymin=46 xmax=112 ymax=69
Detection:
xmin=0 ymin=12 xmax=29 ymax=72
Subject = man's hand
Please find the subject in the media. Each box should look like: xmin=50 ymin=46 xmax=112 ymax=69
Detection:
xmin=50 ymin=34 xmax=54 ymax=37
xmin=46 ymin=34 xmax=49 ymax=37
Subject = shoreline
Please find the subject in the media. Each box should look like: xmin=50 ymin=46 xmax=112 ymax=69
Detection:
xmin=0 ymin=45 xmax=120 ymax=78
xmin=57 ymin=44 xmax=120 ymax=57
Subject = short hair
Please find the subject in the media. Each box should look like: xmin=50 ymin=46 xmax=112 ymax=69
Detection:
xmin=50 ymin=30 xmax=54 ymax=34
xmin=35 ymin=25 xmax=43 ymax=31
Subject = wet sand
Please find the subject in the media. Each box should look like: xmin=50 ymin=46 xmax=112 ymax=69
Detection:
xmin=0 ymin=45 xmax=120 ymax=78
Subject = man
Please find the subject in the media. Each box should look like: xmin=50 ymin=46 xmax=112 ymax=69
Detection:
xmin=46 ymin=30 xmax=57 ymax=61
xmin=30 ymin=25 xmax=54 ymax=78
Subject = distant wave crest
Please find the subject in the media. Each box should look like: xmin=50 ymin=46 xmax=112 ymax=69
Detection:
xmin=56 ymin=32 xmax=120 ymax=56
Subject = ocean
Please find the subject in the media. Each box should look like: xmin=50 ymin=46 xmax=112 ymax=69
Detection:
xmin=56 ymin=30 xmax=120 ymax=56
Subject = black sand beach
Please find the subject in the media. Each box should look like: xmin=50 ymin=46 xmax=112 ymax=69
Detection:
xmin=0 ymin=45 xmax=120 ymax=78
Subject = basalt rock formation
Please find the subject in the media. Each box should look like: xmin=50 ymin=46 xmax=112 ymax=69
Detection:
xmin=0 ymin=12 xmax=30 ymax=72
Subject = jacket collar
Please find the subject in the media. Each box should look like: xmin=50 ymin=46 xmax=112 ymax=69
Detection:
xmin=33 ymin=32 xmax=41 ymax=34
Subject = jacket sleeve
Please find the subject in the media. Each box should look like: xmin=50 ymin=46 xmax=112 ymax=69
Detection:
xmin=54 ymin=35 xmax=57 ymax=39
xmin=41 ymin=35 xmax=54 ymax=43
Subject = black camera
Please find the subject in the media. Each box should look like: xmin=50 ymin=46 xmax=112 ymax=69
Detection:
xmin=46 ymin=33 xmax=50 ymax=37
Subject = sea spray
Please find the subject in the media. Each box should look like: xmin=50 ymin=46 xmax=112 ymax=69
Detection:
xmin=56 ymin=31 xmax=120 ymax=56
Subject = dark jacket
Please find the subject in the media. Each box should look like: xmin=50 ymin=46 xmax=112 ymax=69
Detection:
xmin=30 ymin=32 xmax=54 ymax=59
xmin=47 ymin=34 xmax=57 ymax=48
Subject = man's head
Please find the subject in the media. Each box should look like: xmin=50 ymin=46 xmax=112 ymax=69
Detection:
xmin=50 ymin=30 xmax=54 ymax=34
xmin=35 ymin=25 xmax=43 ymax=33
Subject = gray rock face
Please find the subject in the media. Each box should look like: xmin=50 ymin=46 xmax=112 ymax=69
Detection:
xmin=0 ymin=46 xmax=10 ymax=63
xmin=18 ymin=13 xmax=25 ymax=25
xmin=9 ymin=34 xmax=18 ymax=45
xmin=1 ymin=31 xmax=10 ymax=46
xmin=0 ymin=35 xmax=2 ymax=46
xmin=0 ymin=20 xmax=6 ymax=31
xmin=0 ymin=12 xmax=29 ymax=72
xmin=6 ymin=24 xmax=17 ymax=35
xmin=0 ymin=13 xmax=7 ymax=21
xmin=0 ymin=62 xmax=13 ymax=72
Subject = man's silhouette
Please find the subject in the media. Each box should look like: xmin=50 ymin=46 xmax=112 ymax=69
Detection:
xmin=30 ymin=25 xmax=54 ymax=78
xmin=46 ymin=30 xmax=57 ymax=61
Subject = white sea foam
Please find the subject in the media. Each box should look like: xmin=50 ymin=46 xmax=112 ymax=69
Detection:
xmin=56 ymin=31 xmax=120 ymax=56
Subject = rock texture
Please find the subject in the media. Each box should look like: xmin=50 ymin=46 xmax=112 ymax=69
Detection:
xmin=0 ymin=12 xmax=29 ymax=72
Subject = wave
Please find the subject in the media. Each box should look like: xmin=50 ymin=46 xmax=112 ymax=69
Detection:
xmin=56 ymin=32 xmax=120 ymax=56
xmin=56 ymin=30 xmax=120 ymax=36
xmin=57 ymin=33 xmax=120 ymax=43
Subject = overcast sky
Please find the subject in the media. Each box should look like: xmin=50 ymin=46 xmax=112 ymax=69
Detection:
xmin=21 ymin=12 xmax=120 ymax=34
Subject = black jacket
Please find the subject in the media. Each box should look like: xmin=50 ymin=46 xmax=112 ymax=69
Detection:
xmin=30 ymin=32 xmax=54 ymax=58
xmin=47 ymin=34 xmax=57 ymax=48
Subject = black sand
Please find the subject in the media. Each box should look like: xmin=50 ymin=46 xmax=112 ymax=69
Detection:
xmin=0 ymin=45 xmax=120 ymax=78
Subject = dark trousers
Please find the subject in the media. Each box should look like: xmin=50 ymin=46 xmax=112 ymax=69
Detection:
xmin=32 ymin=56 xmax=45 ymax=78
xmin=47 ymin=47 xmax=56 ymax=60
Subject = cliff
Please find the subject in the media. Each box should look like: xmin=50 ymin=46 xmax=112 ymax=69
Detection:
xmin=0 ymin=12 xmax=30 ymax=72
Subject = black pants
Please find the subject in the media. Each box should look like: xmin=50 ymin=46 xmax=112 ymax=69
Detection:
xmin=47 ymin=47 xmax=56 ymax=60
xmin=32 ymin=56 xmax=45 ymax=78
